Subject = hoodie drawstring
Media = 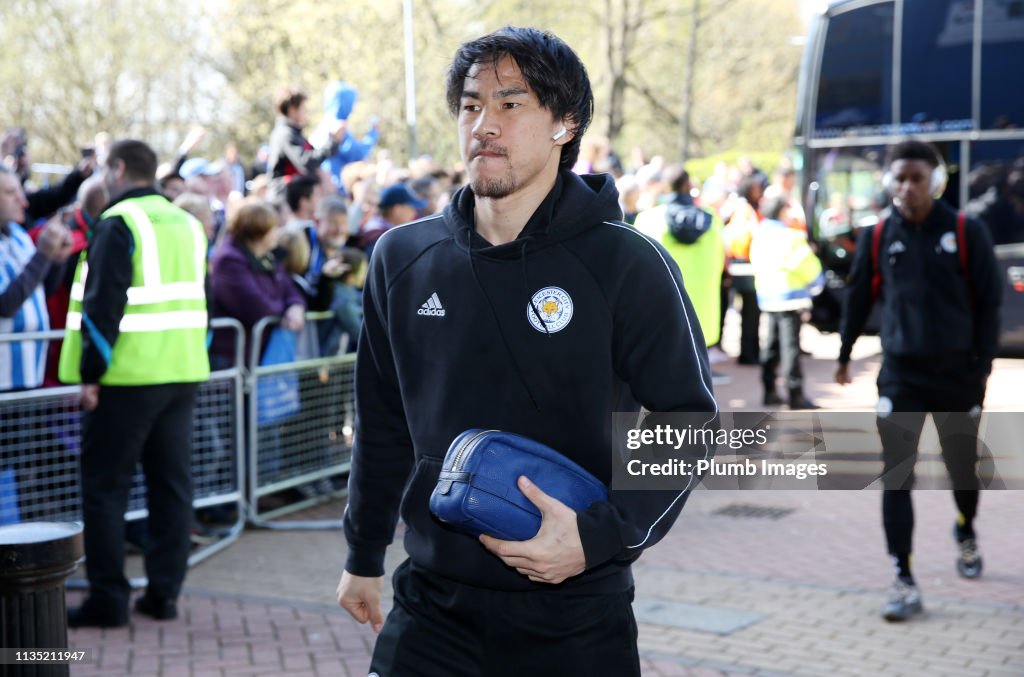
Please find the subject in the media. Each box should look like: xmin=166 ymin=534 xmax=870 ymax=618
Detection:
xmin=466 ymin=228 xmax=542 ymax=412
xmin=522 ymin=238 xmax=549 ymax=335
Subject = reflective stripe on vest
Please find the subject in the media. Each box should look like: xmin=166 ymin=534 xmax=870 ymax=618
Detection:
xmin=66 ymin=201 xmax=207 ymax=329
xmin=65 ymin=309 xmax=208 ymax=332
xmin=58 ymin=195 xmax=210 ymax=385
xmin=71 ymin=279 xmax=206 ymax=306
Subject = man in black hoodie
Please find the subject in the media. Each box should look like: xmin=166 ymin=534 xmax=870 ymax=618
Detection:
xmin=835 ymin=140 xmax=1001 ymax=623
xmin=337 ymin=27 xmax=717 ymax=676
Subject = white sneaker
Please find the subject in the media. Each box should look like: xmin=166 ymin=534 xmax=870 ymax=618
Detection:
xmin=881 ymin=578 xmax=923 ymax=622
xmin=707 ymin=346 xmax=729 ymax=364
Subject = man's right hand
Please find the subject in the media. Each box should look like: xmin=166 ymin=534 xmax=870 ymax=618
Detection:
xmin=36 ymin=219 xmax=73 ymax=262
xmin=75 ymin=156 xmax=97 ymax=178
xmin=336 ymin=570 xmax=384 ymax=634
xmin=834 ymin=363 xmax=851 ymax=386
xmin=80 ymin=384 xmax=100 ymax=412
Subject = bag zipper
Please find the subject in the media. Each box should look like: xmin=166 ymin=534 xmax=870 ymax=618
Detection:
xmin=451 ymin=430 xmax=495 ymax=472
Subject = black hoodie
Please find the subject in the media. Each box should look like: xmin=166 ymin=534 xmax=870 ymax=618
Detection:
xmin=343 ymin=170 xmax=717 ymax=592
xmin=839 ymin=200 xmax=1002 ymax=378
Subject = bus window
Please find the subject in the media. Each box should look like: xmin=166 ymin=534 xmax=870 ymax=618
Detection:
xmin=981 ymin=0 xmax=1024 ymax=130
xmin=815 ymin=2 xmax=895 ymax=136
xmin=900 ymin=0 xmax=973 ymax=129
xmin=812 ymin=146 xmax=887 ymax=270
xmin=966 ymin=140 xmax=1024 ymax=245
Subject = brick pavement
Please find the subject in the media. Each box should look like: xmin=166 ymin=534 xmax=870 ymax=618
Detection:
xmin=64 ymin=326 xmax=1024 ymax=676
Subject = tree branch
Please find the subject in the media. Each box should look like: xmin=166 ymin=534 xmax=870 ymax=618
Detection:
xmin=625 ymin=79 xmax=681 ymax=127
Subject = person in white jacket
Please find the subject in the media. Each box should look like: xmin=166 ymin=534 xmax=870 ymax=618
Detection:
xmin=750 ymin=195 xmax=825 ymax=409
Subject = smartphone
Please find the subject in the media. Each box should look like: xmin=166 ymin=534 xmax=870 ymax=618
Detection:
xmin=81 ymin=146 xmax=95 ymax=160
xmin=59 ymin=207 xmax=75 ymax=228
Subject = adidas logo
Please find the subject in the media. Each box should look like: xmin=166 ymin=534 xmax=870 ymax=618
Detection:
xmin=417 ymin=292 xmax=446 ymax=317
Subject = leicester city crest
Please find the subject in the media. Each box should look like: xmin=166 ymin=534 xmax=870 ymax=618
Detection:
xmin=527 ymin=286 xmax=573 ymax=333
xmin=940 ymin=231 xmax=958 ymax=254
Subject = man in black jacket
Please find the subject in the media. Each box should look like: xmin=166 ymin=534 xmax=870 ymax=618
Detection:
xmin=336 ymin=27 xmax=716 ymax=676
xmin=835 ymin=139 xmax=1002 ymax=622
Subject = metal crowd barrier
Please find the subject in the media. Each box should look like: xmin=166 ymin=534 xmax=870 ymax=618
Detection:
xmin=245 ymin=312 xmax=354 ymax=529
xmin=0 ymin=318 xmax=248 ymax=588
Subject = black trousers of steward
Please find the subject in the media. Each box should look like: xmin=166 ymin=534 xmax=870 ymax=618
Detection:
xmin=79 ymin=382 xmax=198 ymax=612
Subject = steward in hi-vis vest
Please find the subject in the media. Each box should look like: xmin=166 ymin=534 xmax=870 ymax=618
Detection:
xmin=632 ymin=171 xmax=725 ymax=348
xmin=65 ymin=140 xmax=212 ymax=630
xmin=59 ymin=194 xmax=209 ymax=385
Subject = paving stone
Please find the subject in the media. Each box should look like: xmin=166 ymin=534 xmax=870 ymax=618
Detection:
xmin=63 ymin=339 xmax=1024 ymax=676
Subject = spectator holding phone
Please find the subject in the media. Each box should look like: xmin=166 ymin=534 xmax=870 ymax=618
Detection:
xmin=1 ymin=128 xmax=98 ymax=224
xmin=0 ymin=166 xmax=72 ymax=391
xmin=28 ymin=177 xmax=108 ymax=386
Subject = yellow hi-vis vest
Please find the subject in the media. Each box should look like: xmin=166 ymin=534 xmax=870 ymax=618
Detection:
xmin=59 ymin=194 xmax=211 ymax=385
xmin=633 ymin=205 xmax=725 ymax=347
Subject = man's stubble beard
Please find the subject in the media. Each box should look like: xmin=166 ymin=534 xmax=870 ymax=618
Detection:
xmin=470 ymin=161 xmax=517 ymax=200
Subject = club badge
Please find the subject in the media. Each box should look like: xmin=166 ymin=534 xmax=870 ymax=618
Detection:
xmin=527 ymin=286 xmax=573 ymax=333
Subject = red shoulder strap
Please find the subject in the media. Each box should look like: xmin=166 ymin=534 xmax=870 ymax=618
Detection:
xmin=957 ymin=211 xmax=968 ymax=277
xmin=871 ymin=217 xmax=885 ymax=303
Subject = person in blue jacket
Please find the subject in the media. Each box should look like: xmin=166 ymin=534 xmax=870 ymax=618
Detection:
xmin=315 ymin=81 xmax=379 ymax=192
xmin=335 ymin=26 xmax=717 ymax=676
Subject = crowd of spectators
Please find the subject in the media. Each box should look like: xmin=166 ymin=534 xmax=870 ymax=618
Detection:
xmin=5 ymin=83 xmax=1021 ymax=524
xmin=0 ymin=101 xmax=845 ymax=411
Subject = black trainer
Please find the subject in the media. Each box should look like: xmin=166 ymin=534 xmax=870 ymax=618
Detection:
xmin=68 ymin=598 xmax=128 ymax=628
xmin=788 ymin=388 xmax=820 ymax=410
xmin=881 ymin=578 xmax=923 ymax=622
xmin=954 ymin=525 xmax=983 ymax=579
xmin=134 ymin=593 xmax=178 ymax=621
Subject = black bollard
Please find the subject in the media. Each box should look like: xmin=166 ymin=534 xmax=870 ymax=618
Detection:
xmin=0 ymin=522 xmax=83 ymax=677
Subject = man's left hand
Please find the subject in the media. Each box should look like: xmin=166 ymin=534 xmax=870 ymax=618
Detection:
xmin=479 ymin=476 xmax=586 ymax=585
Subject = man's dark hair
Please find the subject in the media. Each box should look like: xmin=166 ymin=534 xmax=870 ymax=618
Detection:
xmin=286 ymin=175 xmax=319 ymax=213
xmin=761 ymin=195 xmax=789 ymax=221
xmin=445 ymin=26 xmax=594 ymax=170
xmin=411 ymin=175 xmax=438 ymax=199
xmin=669 ymin=168 xmax=691 ymax=195
xmin=738 ymin=175 xmax=762 ymax=208
xmin=888 ymin=139 xmax=941 ymax=168
xmin=158 ymin=172 xmax=183 ymax=188
xmin=107 ymin=139 xmax=158 ymax=182
xmin=275 ymin=86 xmax=308 ymax=117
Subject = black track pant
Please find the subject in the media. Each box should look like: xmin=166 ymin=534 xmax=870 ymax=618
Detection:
xmin=79 ymin=382 xmax=199 ymax=612
xmin=370 ymin=559 xmax=641 ymax=677
xmin=876 ymin=360 xmax=984 ymax=557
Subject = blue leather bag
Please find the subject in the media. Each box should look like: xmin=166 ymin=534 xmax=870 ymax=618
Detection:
xmin=429 ymin=429 xmax=609 ymax=541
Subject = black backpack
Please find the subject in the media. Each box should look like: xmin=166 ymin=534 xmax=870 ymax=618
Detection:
xmin=665 ymin=197 xmax=713 ymax=245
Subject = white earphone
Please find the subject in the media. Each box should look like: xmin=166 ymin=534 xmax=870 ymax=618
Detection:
xmin=551 ymin=127 xmax=568 ymax=142
xmin=882 ymin=161 xmax=948 ymax=198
